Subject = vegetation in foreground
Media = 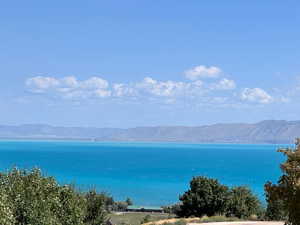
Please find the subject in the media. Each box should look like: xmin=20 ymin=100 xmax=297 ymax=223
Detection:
xmin=264 ymin=138 xmax=300 ymax=224
xmin=0 ymin=168 xmax=116 ymax=225
xmin=175 ymin=176 xmax=263 ymax=219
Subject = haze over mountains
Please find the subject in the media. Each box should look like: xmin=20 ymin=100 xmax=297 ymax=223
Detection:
xmin=0 ymin=120 xmax=299 ymax=144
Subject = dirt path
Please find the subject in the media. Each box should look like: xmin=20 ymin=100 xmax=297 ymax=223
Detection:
xmin=188 ymin=222 xmax=284 ymax=225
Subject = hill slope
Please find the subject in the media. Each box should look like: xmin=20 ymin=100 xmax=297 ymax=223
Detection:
xmin=0 ymin=120 xmax=299 ymax=144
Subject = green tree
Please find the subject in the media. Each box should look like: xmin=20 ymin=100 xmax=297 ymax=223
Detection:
xmin=265 ymin=138 xmax=300 ymax=224
xmin=125 ymin=197 xmax=133 ymax=206
xmin=84 ymin=190 xmax=109 ymax=225
xmin=177 ymin=176 xmax=230 ymax=217
xmin=0 ymin=189 xmax=15 ymax=225
xmin=264 ymin=197 xmax=286 ymax=221
xmin=0 ymin=168 xmax=63 ymax=225
xmin=0 ymin=168 xmax=110 ymax=225
xmin=140 ymin=215 xmax=151 ymax=224
xmin=227 ymin=186 xmax=261 ymax=219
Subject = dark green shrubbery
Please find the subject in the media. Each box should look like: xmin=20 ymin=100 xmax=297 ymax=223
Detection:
xmin=0 ymin=168 xmax=112 ymax=225
xmin=177 ymin=176 xmax=262 ymax=219
xmin=227 ymin=186 xmax=263 ymax=219
xmin=177 ymin=176 xmax=230 ymax=217
xmin=264 ymin=139 xmax=300 ymax=224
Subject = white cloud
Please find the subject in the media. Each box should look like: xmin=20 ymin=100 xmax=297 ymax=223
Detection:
xmin=25 ymin=75 xmax=237 ymax=104
xmin=113 ymin=83 xmax=137 ymax=97
xmin=26 ymin=76 xmax=60 ymax=92
xmin=137 ymin=77 xmax=188 ymax=97
xmin=211 ymin=78 xmax=236 ymax=90
xmin=241 ymin=88 xmax=273 ymax=104
xmin=185 ymin=65 xmax=221 ymax=80
xmin=26 ymin=76 xmax=111 ymax=99
xmin=80 ymin=77 xmax=109 ymax=89
xmin=26 ymin=74 xmax=283 ymax=108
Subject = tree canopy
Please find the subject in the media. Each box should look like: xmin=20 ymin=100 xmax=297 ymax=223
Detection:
xmin=0 ymin=168 xmax=111 ymax=225
xmin=265 ymin=138 xmax=300 ymax=224
xmin=177 ymin=176 xmax=262 ymax=219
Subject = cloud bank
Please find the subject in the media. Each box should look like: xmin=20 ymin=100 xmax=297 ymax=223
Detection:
xmin=25 ymin=65 xmax=280 ymax=107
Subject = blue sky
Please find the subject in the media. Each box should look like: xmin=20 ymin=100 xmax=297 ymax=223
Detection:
xmin=1 ymin=1 xmax=300 ymax=127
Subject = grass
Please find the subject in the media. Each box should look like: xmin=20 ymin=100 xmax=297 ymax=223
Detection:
xmin=109 ymin=212 xmax=174 ymax=225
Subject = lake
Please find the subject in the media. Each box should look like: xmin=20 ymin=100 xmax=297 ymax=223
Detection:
xmin=0 ymin=140 xmax=289 ymax=206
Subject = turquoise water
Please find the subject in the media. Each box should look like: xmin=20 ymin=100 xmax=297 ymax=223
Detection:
xmin=0 ymin=141 xmax=288 ymax=206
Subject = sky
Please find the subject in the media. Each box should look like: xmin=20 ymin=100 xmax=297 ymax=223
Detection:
xmin=1 ymin=1 xmax=300 ymax=128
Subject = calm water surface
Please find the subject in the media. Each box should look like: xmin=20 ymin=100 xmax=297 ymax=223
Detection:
xmin=0 ymin=141 xmax=289 ymax=205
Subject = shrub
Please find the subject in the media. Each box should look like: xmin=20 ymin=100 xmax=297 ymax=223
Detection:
xmin=0 ymin=167 xmax=111 ymax=225
xmin=177 ymin=176 xmax=262 ymax=219
xmin=177 ymin=176 xmax=230 ymax=217
xmin=0 ymin=189 xmax=15 ymax=225
xmin=264 ymin=138 xmax=300 ymax=224
xmin=141 ymin=215 xmax=152 ymax=224
xmin=227 ymin=186 xmax=261 ymax=219
xmin=125 ymin=197 xmax=133 ymax=206
xmin=264 ymin=192 xmax=286 ymax=221
xmin=162 ymin=203 xmax=181 ymax=214
xmin=84 ymin=190 xmax=110 ymax=225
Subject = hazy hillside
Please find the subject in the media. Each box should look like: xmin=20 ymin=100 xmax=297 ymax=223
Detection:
xmin=0 ymin=120 xmax=299 ymax=144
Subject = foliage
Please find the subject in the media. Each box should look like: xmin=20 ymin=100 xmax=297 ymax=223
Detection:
xmin=177 ymin=176 xmax=230 ymax=217
xmin=177 ymin=176 xmax=262 ymax=219
xmin=162 ymin=203 xmax=181 ymax=215
xmin=141 ymin=215 xmax=152 ymax=224
xmin=265 ymin=138 xmax=300 ymax=224
xmin=125 ymin=197 xmax=133 ymax=206
xmin=226 ymin=186 xmax=262 ymax=219
xmin=112 ymin=201 xmax=129 ymax=211
xmin=264 ymin=193 xmax=286 ymax=221
xmin=0 ymin=189 xmax=15 ymax=225
xmin=0 ymin=167 xmax=111 ymax=225
xmin=84 ymin=190 xmax=110 ymax=225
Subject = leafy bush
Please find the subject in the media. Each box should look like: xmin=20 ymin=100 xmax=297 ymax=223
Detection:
xmin=178 ymin=176 xmax=230 ymax=217
xmin=177 ymin=176 xmax=262 ymax=219
xmin=0 ymin=167 xmax=111 ymax=225
xmin=112 ymin=201 xmax=129 ymax=211
xmin=141 ymin=215 xmax=152 ymax=224
xmin=84 ymin=190 xmax=110 ymax=225
xmin=264 ymin=197 xmax=286 ymax=221
xmin=264 ymin=138 xmax=300 ymax=224
xmin=125 ymin=197 xmax=133 ymax=206
xmin=162 ymin=203 xmax=181 ymax=215
xmin=227 ymin=186 xmax=262 ymax=219
xmin=0 ymin=189 xmax=15 ymax=225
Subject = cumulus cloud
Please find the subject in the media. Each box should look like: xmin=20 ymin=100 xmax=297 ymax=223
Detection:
xmin=184 ymin=65 xmax=221 ymax=80
xmin=137 ymin=77 xmax=190 ymax=97
xmin=241 ymin=88 xmax=273 ymax=104
xmin=25 ymin=73 xmax=280 ymax=107
xmin=26 ymin=76 xmax=60 ymax=92
xmin=113 ymin=83 xmax=137 ymax=97
xmin=211 ymin=78 xmax=236 ymax=90
xmin=26 ymin=76 xmax=111 ymax=99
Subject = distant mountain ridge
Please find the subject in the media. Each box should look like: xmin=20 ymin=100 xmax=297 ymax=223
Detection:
xmin=0 ymin=120 xmax=300 ymax=144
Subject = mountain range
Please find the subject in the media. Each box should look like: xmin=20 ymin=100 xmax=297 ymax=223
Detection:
xmin=0 ymin=120 xmax=299 ymax=144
